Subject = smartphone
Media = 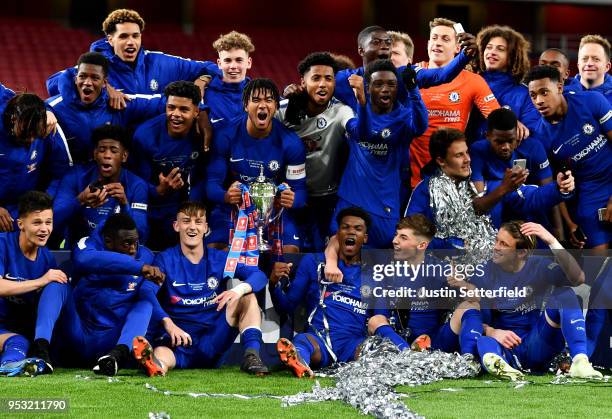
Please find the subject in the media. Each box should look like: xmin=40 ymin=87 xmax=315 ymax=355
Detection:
xmin=598 ymin=208 xmax=608 ymax=222
xmin=573 ymin=226 xmax=587 ymax=243
xmin=89 ymin=180 xmax=104 ymax=193
xmin=512 ymin=159 xmax=527 ymax=171
xmin=453 ymin=23 xmax=465 ymax=35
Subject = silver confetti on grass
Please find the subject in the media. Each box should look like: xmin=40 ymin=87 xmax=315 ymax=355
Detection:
xmin=144 ymin=382 xmax=284 ymax=400
xmin=282 ymin=338 xmax=480 ymax=419
xmin=148 ymin=413 xmax=170 ymax=419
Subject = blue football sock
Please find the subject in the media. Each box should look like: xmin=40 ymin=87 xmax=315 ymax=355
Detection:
xmin=1 ymin=335 xmax=29 ymax=365
xmin=547 ymin=288 xmax=588 ymax=358
xmin=585 ymin=309 xmax=607 ymax=357
xmin=35 ymin=282 xmax=69 ymax=342
xmin=241 ymin=327 xmax=262 ymax=354
xmin=375 ymin=324 xmax=409 ymax=350
xmin=118 ymin=299 xmax=153 ymax=348
xmin=476 ymin=336 xmax=505 ymax=367
xmin=546 ymin=307 xmax=588 ymax=359
xmin=293 ymin=334 xmax=314 ymax=366
xmin=459 ymin=309 xmax=483 ymax=356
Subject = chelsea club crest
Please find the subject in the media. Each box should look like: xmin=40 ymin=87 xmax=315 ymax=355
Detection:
xmin=207 ymin=276 xmax=219 ymax=290
xmin=582 ymin=123 xmax=594 ymax=135
xmin=381 ymin=128 xmax=391 ymax=139
xmin=149 ymin=79 xmax=159 ymax=91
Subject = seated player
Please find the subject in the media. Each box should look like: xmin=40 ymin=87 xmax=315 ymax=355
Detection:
xmin=53 ymin=124 xmax=148 ymax=244
xmin=405 ymin=128 xmax=575 ymax=253
xmin=132 ymin=201 xmax=268 ymax=376
xmin=470 ymin=108 xmax=552 ymax=193
xmin=0 ymin=93 xmax=72 ymax=231
xmin=332 ymin=59 xmax=422 ymax=248
xmin=206 ymin=78 xmax=306 ymax=252
xmin=46 ymin=9 xmax=219 ymax=99
xmin=278 ymin=52 xmax=355 ymax=251
xmin=475 ymin=221 xmax=601 ymax=380
xmin=39 ymin=213 xmax=164 ymax=376
xmin=131 ymin=81 xmax=207 ymax=249
xmin=205 ymin=31 xmax=255 ymax=127
xmin=526 ymin=65 xmax=612 ymax=251
xmin=365 ymin=215 xmax=483 ymax=357
xmin=0 ymin=191 xmax=68 ymax=376
xmin=272 ymin=207 xmax=406 ymax=378
xmin=46 ymin=52 xmax=169 ymax=163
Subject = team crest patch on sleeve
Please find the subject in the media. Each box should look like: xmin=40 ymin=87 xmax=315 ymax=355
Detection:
xmin=286 ymin=163 xmax=306 ymax=180
xmin=448 ymin=92 xmax=460 ymax=103
xmin=149 ymin=79 xmax=159 ymax=91
xmin=316 ymin=117 xmax=327 ymax=129
xmin=582 ymin=123 xmax=594 ymax=135
xmin=483 ymin=93 xmax=496 ymax=103
xmin=599 ymin=110 xmax=611 ymax=125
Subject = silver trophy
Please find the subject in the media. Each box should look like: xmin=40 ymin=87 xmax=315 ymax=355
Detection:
xmin=249 ymin=166 xmax=277 ymax=251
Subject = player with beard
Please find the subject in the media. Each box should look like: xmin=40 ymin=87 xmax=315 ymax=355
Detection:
xmin=131 ymin=81 xmax=207 ymax=250
xmin=404 ymin=128 xmax=575 ymax=252
xmin=46 ymin=9 xmax=219 ymax=105
xmin=206 ymin=79 xmax=306 ymax=252
xmin=132 ymin=202 xmax=268 ymax=376
xmin=46 ymin=52 xmax=181 ymax=164
xmin=205 ymin=31 xmax=255 ymax=127
xmin=278 ymin=52 xmax=354 ymax=251
xmin=0 ymin=93 xmax=72 ymax=232
xmin=475 ymin=221 xmax=601 ymax=380
xmin=567 ymin=35 xmax=612 ymax=104
xmin=526 ymin=65 xmax=611 ymax=251
xmin=0 ymin=192 xmax=68 ymax=376
xmin=53 ymin=125 xmax=148 ymax=245
xmin=273 ymin=207 xmax=406 ymax=377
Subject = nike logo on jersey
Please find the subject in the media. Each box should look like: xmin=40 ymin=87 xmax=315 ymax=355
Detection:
xmin=293 ymin=235 xmax=300 ymax=240
xmin=552 ymin=144 xmax=564 ymax=154
xmin=230 ymin=157 xmax=244 ymax=162
xmin=570 ymin=318 xmax=585 ymax=324
xmin=211 ymin=118 xmax=224 ymax=123
xmin=470 ymin=329 xmax=483 ymax=336
xmin=172 ymin=281 xmax=187 ymax=287
xmin=4 ymin=273 xmax=23 ymax=281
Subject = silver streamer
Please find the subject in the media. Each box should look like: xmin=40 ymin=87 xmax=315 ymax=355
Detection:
xmin=428 ymin=171 xmax=496 ymax=263
xmin=144 ymin=382 xmax=284 ymax=400
xmin=148 ymin=412 xmax=170 ymax=419
xmin=282 ymin=337 xmax=480 ymax=419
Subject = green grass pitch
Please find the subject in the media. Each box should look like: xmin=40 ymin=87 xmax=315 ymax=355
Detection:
xmin=1 ymin=367 xmax=611 ymax=418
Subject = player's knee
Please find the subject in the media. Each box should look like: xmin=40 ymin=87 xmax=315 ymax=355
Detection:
xmin=367 ymin=314 xmax=389 ymax=335
xmin=154 ymin=346 xmax=175 ymax=372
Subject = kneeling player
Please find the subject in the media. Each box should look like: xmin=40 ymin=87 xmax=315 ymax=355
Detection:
xmin=0 ymin=192 xmax=68 ymax=376
xmin=271 ymin=207 xmax=407 ymax=378
xmin=475 ymin=221 xmax=601 ymax=380
xmin=133 ymin=201 xmax=268 ymax=376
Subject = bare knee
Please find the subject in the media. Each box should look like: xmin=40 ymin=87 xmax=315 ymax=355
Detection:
xmin=367 ymin=314 xmax=390 ymax=335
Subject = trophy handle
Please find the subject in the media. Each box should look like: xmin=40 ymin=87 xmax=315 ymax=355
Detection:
xmin=269 ymin=206 xmax=284 ymax=223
